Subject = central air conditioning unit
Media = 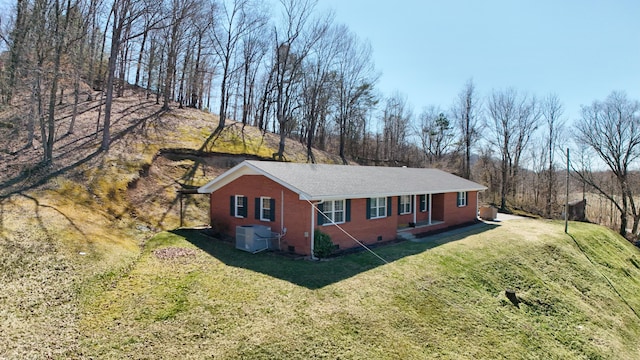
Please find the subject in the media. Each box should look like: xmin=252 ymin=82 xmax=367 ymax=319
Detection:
xmin=235 ymin=225 xmax=274 ymax=253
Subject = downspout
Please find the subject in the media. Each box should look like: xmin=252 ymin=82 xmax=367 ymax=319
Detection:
xmin=428 ymin=194 xmax=432 ymax=225
xmin=280 ymin=190 xmax=285 ymax=250
xmin=476 ymin=191 xmax=479 ymax=220
xmin=310 ymin=199 xmax=324 ymax=260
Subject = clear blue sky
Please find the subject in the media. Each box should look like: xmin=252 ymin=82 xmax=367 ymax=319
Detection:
xmin=1 ymin=0 xmax=637 ymax=126
xmin=318 ymin=0 xmax=640 ymax=125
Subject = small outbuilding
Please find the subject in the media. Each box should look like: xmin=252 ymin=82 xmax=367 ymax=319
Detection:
xmin=567 ymin=199 xmax=587 ymax=221
xmin=198 ymin=160 xmax=487 ymax=257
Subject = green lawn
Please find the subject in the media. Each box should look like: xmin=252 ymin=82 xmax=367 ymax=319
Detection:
xmin=76 ymin=219 xmax=640 ymax=359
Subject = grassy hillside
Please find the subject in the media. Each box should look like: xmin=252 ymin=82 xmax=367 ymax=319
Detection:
xmin=1 ymin=94 xmax=640 ymax=358
xmin=78 ymin=220 xmax=640 ymax=359
xmin=0 ymin=92 xmax=341 ymax=358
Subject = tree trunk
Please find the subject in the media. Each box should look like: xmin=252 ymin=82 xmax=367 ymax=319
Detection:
xmin=69 ymin=40 xmax=86 ymax=134
xmin=146 ymin=38 xmax=156 ymax=99
xmin=339 ymin=119 xmax=347 ymax=164
xmin=190 ymin=35 xmax=203 ymax=108
xmin=178 ymin=42 xmax=191 ymax=109
xmin=44 ymin=0 xmax=71 ymax=164
xmin=134 ymin=29 xmax=148 ymax=87
xmin=5 ymin=0 xmax=29 ymax=104
xmin=277 ymin=131 xmax=286 ymax=161
xmin=216 ymin=61 xmax=230 ymax=133
xmin=500 ymin=154 xmax=508 ymax=210
xmin=102 ymin=13 xmax=122 ymax=151
xmin=94 ymin=13 xmax=110 ymax=133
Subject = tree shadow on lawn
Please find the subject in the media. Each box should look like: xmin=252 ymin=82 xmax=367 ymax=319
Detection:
xmin=173 ymin=222 xmax=499 ymax=290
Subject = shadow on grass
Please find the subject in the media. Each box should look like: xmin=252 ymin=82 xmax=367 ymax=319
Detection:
xmin=0 ymin=108 xmax=164 ymax=199
xmin=173 ymin=222 xmax=499 ymax=289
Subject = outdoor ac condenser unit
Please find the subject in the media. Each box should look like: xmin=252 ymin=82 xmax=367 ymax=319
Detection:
xmin=236 ymin=225 xmax=273 ymax=253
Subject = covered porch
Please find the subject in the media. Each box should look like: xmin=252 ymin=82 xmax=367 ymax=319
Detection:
xmin=395 ymin=193 xmax=446 ymax=229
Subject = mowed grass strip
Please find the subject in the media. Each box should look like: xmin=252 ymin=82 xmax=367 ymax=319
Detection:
xmin=79 ymin=220 xmax=640 ymax=359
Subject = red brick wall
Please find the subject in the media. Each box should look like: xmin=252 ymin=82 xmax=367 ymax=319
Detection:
xmin=317 ymin=198 xmax=397 ymax=251
xmin=210 ymin=175 xmax=314 ymax=255
xmin=442 ymin=191 xmax=478 ymax=225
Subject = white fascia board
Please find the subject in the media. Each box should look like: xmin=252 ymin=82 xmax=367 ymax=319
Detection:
xmin=198 ymin=161 xmax=308 ymax=199
xmin=298 ymin=187 xmax=487 ymax=201
xmin=197 ymin=162 xmax=258 ymax=193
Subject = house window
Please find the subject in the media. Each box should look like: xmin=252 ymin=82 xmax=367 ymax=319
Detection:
xmin=322 ymin=200 xmax=345 ymax=224
xmin=234 ymin=195 xmax=247 ymax=217
xmin=457 ymin=192 xmax=467 ymax=207
xmin=260 ymin=197 xmax=272 ymax=221
xmin=369 ymin=197 xmax=387 ymax=219
xmin=400 ymin=195 xmax=412 ymax=214
xmin=419 ymin=194 xmax=429 ymax=212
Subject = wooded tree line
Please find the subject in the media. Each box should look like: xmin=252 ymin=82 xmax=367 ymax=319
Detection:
xmin=0 ymin=0 xmax=380 ymax=164
xmin=1 ymin=0 xmax=639 ymax=236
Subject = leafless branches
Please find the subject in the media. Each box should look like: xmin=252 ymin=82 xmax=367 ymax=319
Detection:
xmin=574 ymin=91 xmax=640 ymax=235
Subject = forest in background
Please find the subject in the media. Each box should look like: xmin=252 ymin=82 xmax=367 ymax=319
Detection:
xmin=1 ymin=0 xmax=639 ymax=238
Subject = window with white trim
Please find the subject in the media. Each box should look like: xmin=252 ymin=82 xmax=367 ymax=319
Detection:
xmin=400 ymin=195 xmax=412 ymax=214
xmin=234 ymin=195 xmax=246 ymax=217
xmin=323 ymin=199 xmax=345 ymax=224
xmin=369 ymin=197 xmax=387 ymax=219
xmin=457 ymin=191 xmax=467 ymax=207
xmin=260 ymin=196 xmax=272 ymax=221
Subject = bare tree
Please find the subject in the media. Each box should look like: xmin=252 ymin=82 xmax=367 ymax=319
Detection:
xmin=451 ymin=79 xmax=480 ymax=179
xmin=29 ymin=0 xmax=75 ymax=163
xmin=161 ymin=0 xmax=200 ymax=111
xmin=3 ymin=0 xmax=30 ymax=104
xmin=382 ymin=92 xmax=412 ymax=163
xmin=67 ymin=1 xmax=93 ymax=134
xmin=541 ymin=93 xmax=565 ymax=216
xmin=486 ymin=88 xmax=541 ymax=210
xmin=133 ymin=5 xmax=161 ymax=88
xmin=574 ymin=91 xmax=640 ymax=236
xmin=299 ymin=22 xmax=343 ymax=163
xmin=271 ymin=0 xmax=330 ymax=160
xmin=187 ymin=5 xmax=216 ymax=109
xmin=210 ymin=0 xmax=264 ymax=132
xmin=102 ymin=0 xmax=163 ymax=150
xmin=85 ymin=0 xmax=105 ymax=102
xmin=239 ymin=20 xmax=268 ymax=122
xmin=333 ymin=25 xmax=377 ymax=164
xmin=31 ymin=0 xmax=55 ymax=161
xmin=0 ymin=8 xmax=9 ymax=103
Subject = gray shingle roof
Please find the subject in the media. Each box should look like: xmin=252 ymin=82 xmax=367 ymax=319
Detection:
xmin=198 ymin=160 xmax=487 ymax=200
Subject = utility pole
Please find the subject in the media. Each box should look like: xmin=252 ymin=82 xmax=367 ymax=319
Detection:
xmin=565 ymin=148 xmax=570 ymax=233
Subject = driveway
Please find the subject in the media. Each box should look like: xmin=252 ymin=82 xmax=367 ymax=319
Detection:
xmin=484 ymin=212 xmax=532 ymax=222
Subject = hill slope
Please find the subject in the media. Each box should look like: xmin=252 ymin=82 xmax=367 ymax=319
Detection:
xmin=81 ymin=221 xmax=640 ymax=358
xmin=1 ymin=94 xmax=640 ymax=358
xmin=0 ymin=92 xmax=341 ymax=357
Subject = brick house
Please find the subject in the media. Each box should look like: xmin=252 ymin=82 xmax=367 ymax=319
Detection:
xmin=198 ymin=160 xmax=487 ymax=257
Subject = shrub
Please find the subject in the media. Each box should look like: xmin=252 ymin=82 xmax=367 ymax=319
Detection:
xmin=313 ymin=230 xmax=334 ymax=259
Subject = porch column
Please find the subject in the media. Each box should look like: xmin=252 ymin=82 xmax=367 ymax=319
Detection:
xmin=413 ymin=194 xmax=417 ymax=224
xmin=428 ymin=194 xmax=432 ymax=225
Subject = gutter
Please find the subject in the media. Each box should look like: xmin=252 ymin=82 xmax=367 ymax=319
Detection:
xmin=310 ymin=199 xmax=324 ymax=260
